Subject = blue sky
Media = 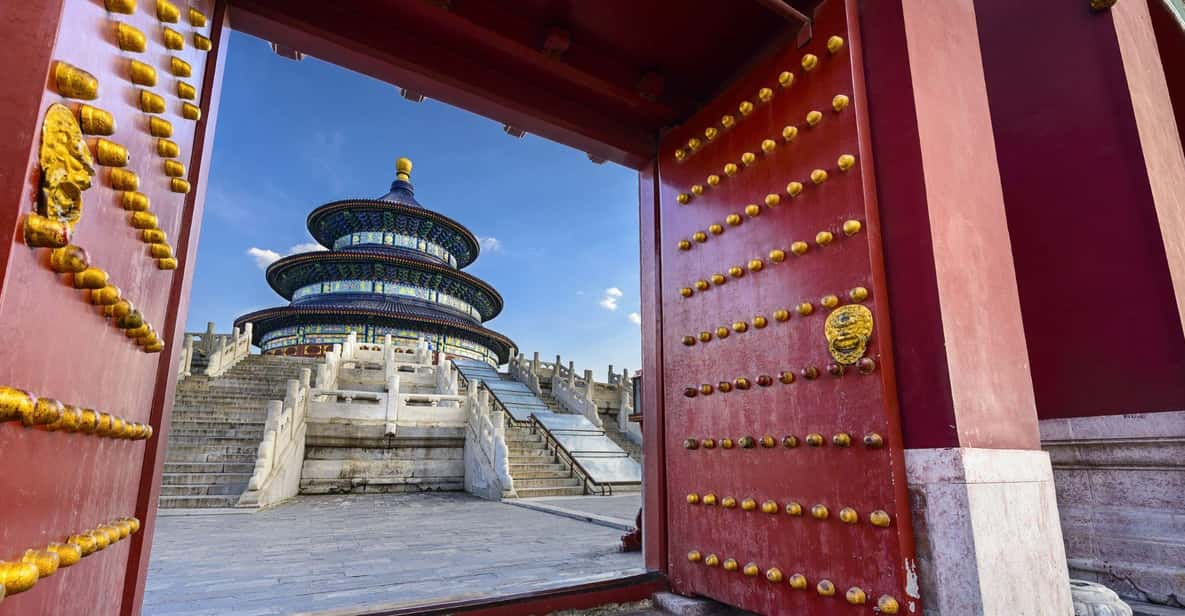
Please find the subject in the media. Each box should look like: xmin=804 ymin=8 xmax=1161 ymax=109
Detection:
xmin=187 ymin=31 xmax=642 ymax=374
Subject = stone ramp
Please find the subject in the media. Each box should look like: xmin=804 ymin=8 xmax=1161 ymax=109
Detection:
xmin=453 ymin=360 xmax=641 ymax=494
xmin=160 ymin=355 xmax=320 ymax=508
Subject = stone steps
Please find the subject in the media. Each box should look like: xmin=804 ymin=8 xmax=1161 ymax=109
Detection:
xmin=159 ymin=483 xmax=246 ymax=496
xmin=513 ymin=485 xmax=586 ymax=498
xmin=158 ymin=495 xmax=240 ymax=508
xmin=513 ymin=476 xmax=582 ymax=489
xmin=162 ymin=472 xmax=254 ymax=485
xmin=164 ymin=461 xmax=255 ymax=474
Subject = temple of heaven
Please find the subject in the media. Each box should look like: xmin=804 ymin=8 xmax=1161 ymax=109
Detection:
xmin=234 ymin=157 xmax=515 ymax=365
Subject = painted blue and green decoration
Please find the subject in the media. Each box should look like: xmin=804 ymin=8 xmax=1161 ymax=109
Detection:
xmin=235 ymin=157 xmax=515 ymax=365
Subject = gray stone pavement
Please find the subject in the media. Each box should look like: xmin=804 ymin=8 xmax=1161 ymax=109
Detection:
xmin=527 ymin=494 xmax=641 ymax=522
xmin=145 ymin=493 xmax=644 ymax=616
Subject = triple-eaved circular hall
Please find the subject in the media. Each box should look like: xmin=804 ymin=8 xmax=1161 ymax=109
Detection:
xmin=234 ymin=157 xmax=516 ymax=366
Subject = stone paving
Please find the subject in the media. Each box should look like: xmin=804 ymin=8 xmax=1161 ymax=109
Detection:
xmin=527 ymin=494 xmax=641 ymax=523
xmin=145 ymin=493 xmax=645 ymax=616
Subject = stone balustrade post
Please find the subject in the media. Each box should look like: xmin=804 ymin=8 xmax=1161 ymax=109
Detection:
xmin=181 ymin=335 xmax=194 ymax=377
xmin=384 ymin=375 xmax=400 ymax=436
xmin=531 ymin=351 xmax=540 ymax=375
xmin=555 ymin=354 xmax=562 ymax=378
xmin=567 ymin=361 xmax=576 ymax=387
xmin=583 ymin=369 xmax=594 ymax=397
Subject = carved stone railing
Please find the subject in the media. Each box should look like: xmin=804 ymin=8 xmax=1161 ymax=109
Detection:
xmin=238 ymin=367 xmax=311 ymax=509
xmin=552 ymin=366 xmax=603 ymax=428
xmin=463 ymin=379 xmax=515 ymax=500
xmin=203 ymin=323 xmax=253 ymax=378
xmin=176 ymin=335 xmax=195 ymax=380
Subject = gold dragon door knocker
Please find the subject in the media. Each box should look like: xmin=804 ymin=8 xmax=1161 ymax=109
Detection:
xmin=824 ymin=304 xmax=874 ymax=365
xmin=24 ymin=103 xmax=96 ymax=248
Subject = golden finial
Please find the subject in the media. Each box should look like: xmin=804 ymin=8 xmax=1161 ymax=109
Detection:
xmin=396 ymin=157 xmax=413 ymax=181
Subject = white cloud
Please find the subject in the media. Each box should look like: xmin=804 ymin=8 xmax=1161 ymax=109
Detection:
xmin=628 ymin=312 xmax=642 ymax=325
xmin=247 ymin=247 xmax=281 ymax=269
xmin=246 ymin=241 xmax=327 ymax=269
xmin=478 ymin=236 xmax=503 ymax=253
xmin=599 ymin=287 xmax=624 ymax=311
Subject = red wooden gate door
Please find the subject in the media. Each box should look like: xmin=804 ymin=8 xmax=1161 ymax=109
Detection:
xmin=0 ymin=1 xmax=221 ymax=614
xmin=656 ymin=2 xmax=918 ymax=613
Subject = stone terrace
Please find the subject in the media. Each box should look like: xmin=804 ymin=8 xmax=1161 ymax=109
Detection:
xmin=145 ymin=493 xmax=644 ymax=615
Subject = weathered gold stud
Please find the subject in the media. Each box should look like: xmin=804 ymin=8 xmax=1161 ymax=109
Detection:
xmin=701 ymin=437 xmax=717 ymax=448
xmin=116 ymin=310 xmax=144 ymax=330
xmin=150 ymin=117 xmax=174 ymax=138
xmin=734 ymin=377 xmax=751 ymax=390
xmin=723 ymin=162 xmax=738 ymax=176
xmin=704 ymin=127 xmax=718 ymax=141
xmin=705 ymin=554 xmax=721 ymax=567
xmin=843 ymin=219 xmax=863 ymax=236
xmin=68 ymin=532 xmax=98 ymax=556
xmin=683 ymin=438 xmax=699 ymax=450
xmin=849 ymin=286 xmax=869 ymax=302
xmin=139 ymin=90 xmax=166 ymax=113
xmin=728 ymin=266 xmax=744 ymax=278
xmin=681 ymin=335 xmax=696 ymax=347
xmin=722 ymin=496 xmax=737 ymax=509
xmin=778 ymin=371 xmax=795 ymax=385
xmin=739 ymin=101 xmax=754 ymax=116
xmin=761 ymin=500 xmax=779 ymax=514
xmin=732 ymin=321 xmax=748 ymax=333
xmin=801 ymin=365 xmax=820 ymax=380
xmin=681 ymin=288 xmax=694 ymax=298
xmin=50 ymin=245 xmax=90 ymax=273
xmin=722 ymin=558 xmax=738 ymax=572
xmin=163 ymin=27 xmax=185 ymax=50
xmin=805 ymin=433 xmax=824 ymax=447
xmin=766 ymin=250 xmax=785 ymax=265
xmin=698 ymin=331 xmax=711 ymax=342
xmin=755 ymin=374 xmax=773 ymax=387
xmin=687 ymin=137 xmax=702 ymax=152
xmin=129 ymin=59 xmax=157 ymax=86
xmin=869 ymin=510 xmax=892 ymax=527
xmin=158 ymin=256 xmax=178 ymax=269
xmin=674 ymin=149 xmax=686 ymax=162
xmin=182 ymin=102 xmax=202 ymax=121
xmin=782 ymin=125 xmax=798 ymax=142
xmin=785 ymin=502 xmax=803 ymax=516
xmin=164 ymin=160 xmax=186 ymax=177
xmin=791 ymin=241 xmax=809 ymax=255
xmin=744 ymin=204 xmax=760 ymax=218
xmin=687 ymin=550 xmax=702 ymax=563
xmin=806 ymin=110 xmax=822 ymax=126
xmin=73 ymin=267 xmax=109 ymax=290
xmin=691 ymin=184 xmax=705 ymax=196
xmin=177 ymin=81 xmax=197 ymax=100
xmin=169 ymin=57 xmax=192 ymax=79
xmin=817 ymin=580 xmax=836 ymax=596
xmin=753 ymin=316 xmax=768 ymax=328
xmin=765 ymin=568 xmax=784 ymax=583
xmin=708 ymin=224 xmax=723 ymax=236
xmin=105 ymin=0 xmax=136 ymax=13
xmin=721 ymin=438 xmax=734 ymax=449
xmin=796 ymin=302 xmax=814 ymax=316
xmin=833 ymin=432 xmax=852 ymax=447
xmin=129 ymin=211 xmax=158 ymax=230
xmin=782 ymin=434 xmax=799 ymax=447
xmin=764 ymin=193 xmax=780 ymax=208
xmin=864 ymin=433 xmax=884 ymax=448
xmin=714 ymin=326 xmax=729 ymax=338
xmin=717 ymin=381 xmax=733 ymax=393
xmin=742 ymin=562 xmax=759 ymax=577
xmin=786 ymin=181 xmax=804 ymax=197
xmin=94 ymin=139 xmax=129 ymax=167
xmin=774 ymin=309 xmax=791 ymax=322
xmin=46 ymin=542 xmax=82 ymax=568
xmin=740 ymin=497 xmax=757 ymax=511
xmin=106 ymin=299 xmax=134 ymax=319
xmin=838 ymin=153 xmax=856 ymax=171
xmin=821 ymin=295 xmax=839 ymax=309
xmin=710 ymin=274 xmax=726 ymax=286
xmin=738 ymin=436 xmax=756 ymax=449
xmin=740 ymin=152 xmax=756 ymax=166
xmin=188 ymin=7 xmax=208 ymax=26
xmin=845 ymin=587 xmax=867 ymax=605
xmin=839 ymin=507 xmax=859 ymax=524
xmin=677 ymin=240 xmax=692 ymax=251
xmin=699 ymin=383 xmax=714 ymax=395
xmin=47 ymin=405 xmax=82 ymax=432
xmin=721 ymin=114 xmax=736 ymax=128
xmin=778 ymin=71 xmax=795 ymax=87
xmin=157 ymin=0 xmax=180 ymax=22
xmin=827 ymin=35 xmax=845 ymax=54
xmin=758 ymin=87 xmax=773 ymax=103
xmin=703 ymin=493 xmax=718 ymax=506
xmin=687 ymin=493 xmax=701 ymax=506
xmin=77 ymin=409 xmax=98 ymax=433
xmin=833 ymin=94 xmax=850 ymax=113
xmin=706 ymin=174 xmax=721 ymax=186
xmin=694 ymin=279 xmax=709 ymax=291
xmin=877 ymin=596 xmax=901 ymax=613
xmin=79 ymin=105 xmax=116 ymax=135
xmin=725 ymin=213 xmax=742 ymax=227
xmin=116 ymin=22 xmax=147 ymax=52
xmin=693 ymin=231 xmax=708 ymax=243
xmin=95 ymin=412 xmax=115 ymax=436
xmin=0 ymin=560 xmax=41 ymax=595
xmin=789 ymin=573 xmax=808 ymax=590
xmin=748 ymin=258 xmax=764 ymax=272
xmin=759 ymin=435 xmax=776 ymax=448
xmin=816 ymin=231 xmax=834 ymax=246
xmin=761 ymin=139 xmax=776 ymax=155
xmin=90 ymin=286 xmax=121 ymax=306
xmin=802 ymin=54 xmax=819 ymax=71
xmin=811 ymin=169 xmax=829 ymax=184
xmin=683 ymin=387 xmax=698 ymax=398
xmin=21 ymin=397 xmax=62 ymax=427
xmin=827 ymin=362 xmax=845 ymax=377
